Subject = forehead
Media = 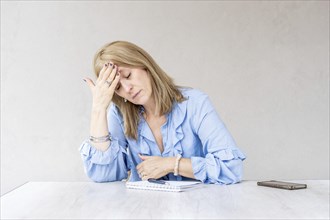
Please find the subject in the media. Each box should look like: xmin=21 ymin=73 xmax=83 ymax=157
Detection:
xmin=117 ymin=66 xmax=131 ymax=73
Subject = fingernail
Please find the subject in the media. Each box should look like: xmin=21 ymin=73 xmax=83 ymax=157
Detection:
xmin=104 ymin=63 xmax=108 ymax=67
xmin=109 ymin=63 xmax=113 ymax=66
xmin=83 ymin=79 xmax=86 ymax=82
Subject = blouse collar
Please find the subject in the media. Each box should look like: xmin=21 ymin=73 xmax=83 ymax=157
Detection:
xmin=137 ymin=96 xmax=189 ymax=156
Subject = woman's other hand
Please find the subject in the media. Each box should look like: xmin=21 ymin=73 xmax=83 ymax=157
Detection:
xmin=136 ymin=154 xmax=175 ymax=181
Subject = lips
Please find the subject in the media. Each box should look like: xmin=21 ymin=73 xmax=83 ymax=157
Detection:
xmin=132 ymin=90 xmax=141 ymax=99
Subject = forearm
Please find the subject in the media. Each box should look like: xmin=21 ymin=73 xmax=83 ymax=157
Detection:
xmin=90 ymin=107 xmax=110 ymax=152
xmin=166 ymin=157 xmax=195 ymax=179
xmin=177 ymin=158 xmax=195 ymax=179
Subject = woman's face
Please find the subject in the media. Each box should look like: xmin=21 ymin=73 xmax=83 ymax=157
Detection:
xmin=115 ymin=66 xmax=153 ymax=105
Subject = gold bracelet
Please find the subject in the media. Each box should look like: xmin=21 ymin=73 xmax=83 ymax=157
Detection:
xmin=174 ymin=154 xmax=182 ymax=176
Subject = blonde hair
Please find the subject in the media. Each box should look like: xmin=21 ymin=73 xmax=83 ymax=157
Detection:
xmin=93 ymin=41 xmax=185 ymax=140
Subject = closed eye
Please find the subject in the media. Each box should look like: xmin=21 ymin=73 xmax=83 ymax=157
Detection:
xmin=116 ymin=72 xmax=130 ymax=91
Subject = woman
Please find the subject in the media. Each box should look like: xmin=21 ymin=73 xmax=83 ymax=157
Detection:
xmin=80 ymin=41 xmax=246 ymax=184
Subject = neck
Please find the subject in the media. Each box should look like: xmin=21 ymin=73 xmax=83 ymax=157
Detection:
xmin=144 ymin=107 xmax=158 ymax=119
xmin=143 ymin=97 xmax=160 ymax=118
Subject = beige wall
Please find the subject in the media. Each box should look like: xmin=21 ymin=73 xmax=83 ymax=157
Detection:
xmin=1 ymin=1 xmax=329 ymax=195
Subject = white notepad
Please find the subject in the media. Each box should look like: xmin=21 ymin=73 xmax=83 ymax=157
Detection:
xmin=126 ymin=180 xmax=202 ymax=192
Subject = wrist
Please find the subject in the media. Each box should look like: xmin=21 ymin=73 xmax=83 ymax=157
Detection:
xmin=89 ymin=133 xmax=111 ymax=143
xmin=165 ymin=157 xmax=176 ymax=173
xmin=92 ymin=106 xmax=107 ymax=114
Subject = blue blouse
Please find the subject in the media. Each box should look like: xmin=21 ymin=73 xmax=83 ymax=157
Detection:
xmin=79 ymin=88 xmax=246 ymax=184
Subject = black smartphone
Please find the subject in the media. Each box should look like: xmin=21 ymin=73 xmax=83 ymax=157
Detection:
xmin=257 ymin=180 xmax=307 ymax=190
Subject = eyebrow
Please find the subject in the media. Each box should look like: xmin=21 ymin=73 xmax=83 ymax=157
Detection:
xmin=118 ymin=68 xmax=129 ymax=74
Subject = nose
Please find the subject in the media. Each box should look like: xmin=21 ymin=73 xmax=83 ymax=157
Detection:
xmin=120 ymin=80 xmax=132 ymax=93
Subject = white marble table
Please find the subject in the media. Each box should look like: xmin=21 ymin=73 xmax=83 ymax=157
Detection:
xmin=1 ymin=180 xmax=329 ymax=219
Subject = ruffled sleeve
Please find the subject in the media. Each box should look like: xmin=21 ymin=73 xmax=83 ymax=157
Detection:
xmin=187 ymin=89 xmax=246 ymax=184
xmin=78 ymin=104 xmax=129 ymax=182
xmin=79 ymin=139 xmax=128 ymax=182
xmin=191 ymin=148 xmax=246 ymax=184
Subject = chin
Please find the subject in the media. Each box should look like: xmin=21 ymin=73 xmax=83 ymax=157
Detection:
xmin=133 ymin=96 xmax=149 ymax=106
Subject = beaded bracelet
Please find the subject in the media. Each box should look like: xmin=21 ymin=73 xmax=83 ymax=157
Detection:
xmin=174 ymin=154 xmax=182 ymax=176
xmin=89 ymin=133 xmax=112 ymax=143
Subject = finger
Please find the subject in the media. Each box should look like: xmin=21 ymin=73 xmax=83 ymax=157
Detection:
xmin=138 ymin=154 xmax=144 ymax=160
xmin=108 ymin=72 xmax=121 ymax=90
xmin=101 ymin=63 xmax=115 ymax=82
xmin=97 ymin=63 xmax=110 ymax=82
xmin=138 ymin=170 xmax=144 ymax=179
xmin=138 ymin=154 xmax=151 ymax=161
xmin=105 ymin=64 xmax=118 ymax=83
xmin=142 ymin=175 xmax=149 ymax=181
xmin=136 ymin=162 xmax=143 ymax=173
xmin=139 ymin=169 xmax=149 ymax=180
xmin=83 ymin=78 xmax=95 ymax=91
